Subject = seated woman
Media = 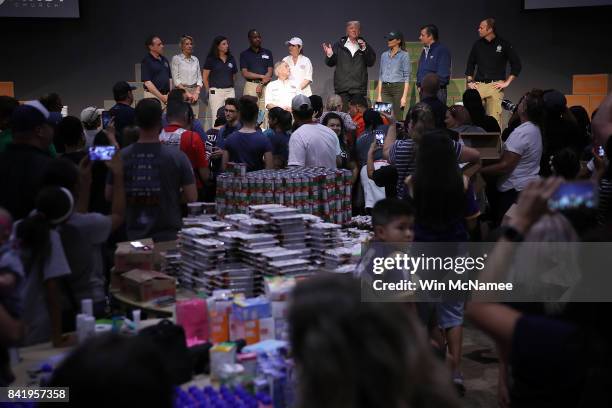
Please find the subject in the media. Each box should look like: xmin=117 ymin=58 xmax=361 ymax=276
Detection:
xmin=480 ymin=89 xmax=545 ymax=226
xmin=289 ymin=274 xmax=461 ymax=408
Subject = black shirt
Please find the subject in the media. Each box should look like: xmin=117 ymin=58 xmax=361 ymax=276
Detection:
xmin=203 ymin=55 xmax=238 ymax=89
xmin=109 ymin=102 xmax=136 ymax=145
xmin=372 ymin=165 xmax=398 ymax=199
xmin=0 ymin=144 xmax=53 ymax=220
xmin=141 ymin=53 xmax=171 ymax=94
xmin=465 ymin=36 xmax=522 ymax=82
xmin=421 ymin=96 xmax=448 ymax=129
xmin=239 ymin=47 xmax=273 ymax=76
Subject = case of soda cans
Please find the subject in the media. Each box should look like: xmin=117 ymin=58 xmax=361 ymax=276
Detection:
xmin=216 ymin=167 xmax=352 ymax=223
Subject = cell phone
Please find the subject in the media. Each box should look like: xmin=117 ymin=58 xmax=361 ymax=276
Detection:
xmin=598 ymin=146 xmax=605 ymax=157
xmin=88 ymin=146 xmax=117 ymax=161
xmin=548 ymin=181 xmax=598 ymax=210
xmin=375 ymin=130 xmax=385 ymax=145
xmin=374 ymin=102 xmax=392 ymax=114
xmin=101 ymin=111 xmax=112 ymax=129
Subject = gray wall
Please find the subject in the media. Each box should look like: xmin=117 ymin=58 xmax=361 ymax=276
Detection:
xmin=0 ymin=0 xmax=610 ymax=115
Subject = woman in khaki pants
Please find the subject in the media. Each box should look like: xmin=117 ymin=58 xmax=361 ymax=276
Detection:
xmin=203 ymin=36 xmax=237 ymax=125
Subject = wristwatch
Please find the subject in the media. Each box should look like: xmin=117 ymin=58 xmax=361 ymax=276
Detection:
xmin=499 ymin=225 xmax=524 ymax=242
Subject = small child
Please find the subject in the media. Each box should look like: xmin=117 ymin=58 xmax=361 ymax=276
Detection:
xmin=355 ymin=199 xmax=414 ymax=287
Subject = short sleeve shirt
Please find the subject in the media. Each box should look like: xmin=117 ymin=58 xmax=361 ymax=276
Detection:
xmin=498 ymin=121 xmax=542 ymax=192
xmin=108 ymin=143 xmax=195 ymax=241
xmin=240 ymin=48 xmax=274 ymax=75
xmin=59 ymin=213 xmax=112 ymax=303
xmin=141 ymin=53 xmax=172 ymax=94
xmin=224 ymin=130 xmax=273 ymax=172
xmin=288 ymin=123 xmax=339 ymax=169
xmin=203 ymin=55 xmax=238 ymax=89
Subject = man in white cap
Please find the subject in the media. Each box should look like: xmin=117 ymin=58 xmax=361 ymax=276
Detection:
xmin=283 ymin=37 xmax=313 ymax=96
xmin=288 ymin=94 xmax=341 ymax=169
xmin=265 ymin=61 xmax=298 ymax=111
xmin=80 ymin=106 xmax=101 ymax=147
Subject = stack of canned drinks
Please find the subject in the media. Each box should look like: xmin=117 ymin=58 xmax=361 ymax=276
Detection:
xmin=216 ymin=166 xmax=353 ymax=224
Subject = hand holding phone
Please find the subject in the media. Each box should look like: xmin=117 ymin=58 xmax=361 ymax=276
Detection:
xmin=374 ymin=102 xmax=393 ymax=114
xmin=375 ymin=130 xmax=385 ymax=146
xmin=88 ymin=146 xmax=117 ymax=161
xmin=548 ymin=180 xmax=598 ymax=210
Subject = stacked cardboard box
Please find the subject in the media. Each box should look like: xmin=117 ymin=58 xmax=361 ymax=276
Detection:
xmin=566 ymin=74 xmax=610 ymax=116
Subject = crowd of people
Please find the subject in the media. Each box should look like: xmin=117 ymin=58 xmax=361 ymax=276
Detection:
xmin=0 ymin=15 xmax=611 ymax=408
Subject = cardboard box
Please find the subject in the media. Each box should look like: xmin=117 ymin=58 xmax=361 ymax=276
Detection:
xmin=590 ymin=94 xmax=606 ymax=114
xmin=0 ymin=82 xmax=14 ymax=97
xmin=565 ymin=94 xmax=590 ymax=112
xmin=572 ymin=74 xmax=610 ymax=95
xmin=120 ymin=269 xmax=176 ymax=302
xmin=153 ymin=240 xmax=177 ymax=269
xmin=114 ymin=239 xmax=154 ymax=273
xmin=232 ymin=297 xmax=271 ymax=322
xmin=459 ymin=133 xmax=502 ymax=160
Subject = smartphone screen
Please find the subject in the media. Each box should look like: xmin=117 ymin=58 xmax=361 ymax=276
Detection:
xmin=375 ymin=130 xmax=385 ymax=145
xmin=598 ymin=146 xmax=605 ymax=157
xmin=548 ymin=181 xmax=598 ymax=210
xmin=88 ymin=146 xmax=117 ymax=161
xmin=101 ymin=111 xmax=111 ymax=129
xmin=374 ymin=102 xmax=392 ymax=114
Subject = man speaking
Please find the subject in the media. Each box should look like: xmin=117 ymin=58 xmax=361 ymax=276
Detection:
xmin=322 ymin=21 xmax=376 ymax=111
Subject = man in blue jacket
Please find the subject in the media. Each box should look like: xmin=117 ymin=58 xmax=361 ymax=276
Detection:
xmin=322 ymin=21 xmax=376 ymax=111
xmin=416 ymin=24 xmax=451 ymax=105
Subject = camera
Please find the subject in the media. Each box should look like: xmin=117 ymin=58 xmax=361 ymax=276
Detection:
xmin=501 ymin=99 xmax=517 ymax=112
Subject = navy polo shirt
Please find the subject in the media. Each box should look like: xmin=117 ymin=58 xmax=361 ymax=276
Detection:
xmin=203 ymin=55 xmax=238 ymax=89
xmin=240 ymin=47 xmax=273 ymax=76
xmin=141 ymin=53 xmax=171 ymax=94
xmin=109 ymin=102 xmax=136 ymax=145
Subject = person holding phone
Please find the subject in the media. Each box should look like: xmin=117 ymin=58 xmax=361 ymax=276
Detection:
xmin=377 ymin=31 xmax=411 ymax=121
xmin=171 ymin=35 xmax=203 ymax=118
xmin=282 ymin=37 xmax=313 ymax=97
xmin=323 ymin=21 xmax=376 ymax=111
xmin=203 ymin=36 xmax=238 ymax=128
xmin=480 ymin=89 xmax=545 ymax=226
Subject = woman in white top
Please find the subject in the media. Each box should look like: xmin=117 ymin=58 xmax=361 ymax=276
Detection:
xmin=171 ymin=35 xmax=203 ymax=117
xmin=282 ymin=37 xmax=313 ymax=97
xmin=265 ymin=61 xmax=298 ymax=111
xmin=481 ymin=89 xmax=545 ymax=225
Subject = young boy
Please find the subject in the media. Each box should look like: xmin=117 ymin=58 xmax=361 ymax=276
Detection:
xmin=355 ymin=199 xmax=414 ymax=295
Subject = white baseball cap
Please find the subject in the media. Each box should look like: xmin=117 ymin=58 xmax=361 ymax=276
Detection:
xmin=80 ymin=106 xmax=100 ymax=125
xmin=285 ymin=37 xmax=303 ymax=47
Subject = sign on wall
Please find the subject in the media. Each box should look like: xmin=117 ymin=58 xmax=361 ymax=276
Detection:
xmin=0 ymin=0 xmax=79 ymax=18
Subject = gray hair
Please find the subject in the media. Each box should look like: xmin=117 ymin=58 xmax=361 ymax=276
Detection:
xmin=326 ymin=94 xmax=343 ymax=111
xmin=274 ymin=61 xmax=289 ymax=77
xmin=346 ymin=20 xmax=361 ymax=28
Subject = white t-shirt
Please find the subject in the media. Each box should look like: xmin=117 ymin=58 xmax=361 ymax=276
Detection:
xmin=498 ymin=121 xmax=543 ymax=192
xmin=288 ymin=123 xmax=341 ymax=169
xmin=283 ymin=55 xmax=313 ymax=96
xmin=264 ymin=79 xmax=298 ymax=110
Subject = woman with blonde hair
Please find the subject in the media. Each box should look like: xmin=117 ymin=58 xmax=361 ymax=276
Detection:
xmin=171 ymin=35 xmax=203 ymax=117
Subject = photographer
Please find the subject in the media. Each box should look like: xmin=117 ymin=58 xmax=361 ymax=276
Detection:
xmin=481 ymin=89 xmax=545 ymax=226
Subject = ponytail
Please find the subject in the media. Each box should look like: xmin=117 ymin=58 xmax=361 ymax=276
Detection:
xmin=16 ymin=187 xmax=74 ymax=269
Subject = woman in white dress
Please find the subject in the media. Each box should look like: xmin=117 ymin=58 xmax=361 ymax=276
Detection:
xmin=282 ymin=37 xmax=313 ymax=96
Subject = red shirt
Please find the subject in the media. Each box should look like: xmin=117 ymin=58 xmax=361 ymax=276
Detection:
xmin=352 ymin=112 xmax=365 ymax=138
xmin=161 ymin=124 xmax=208 ymax=187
